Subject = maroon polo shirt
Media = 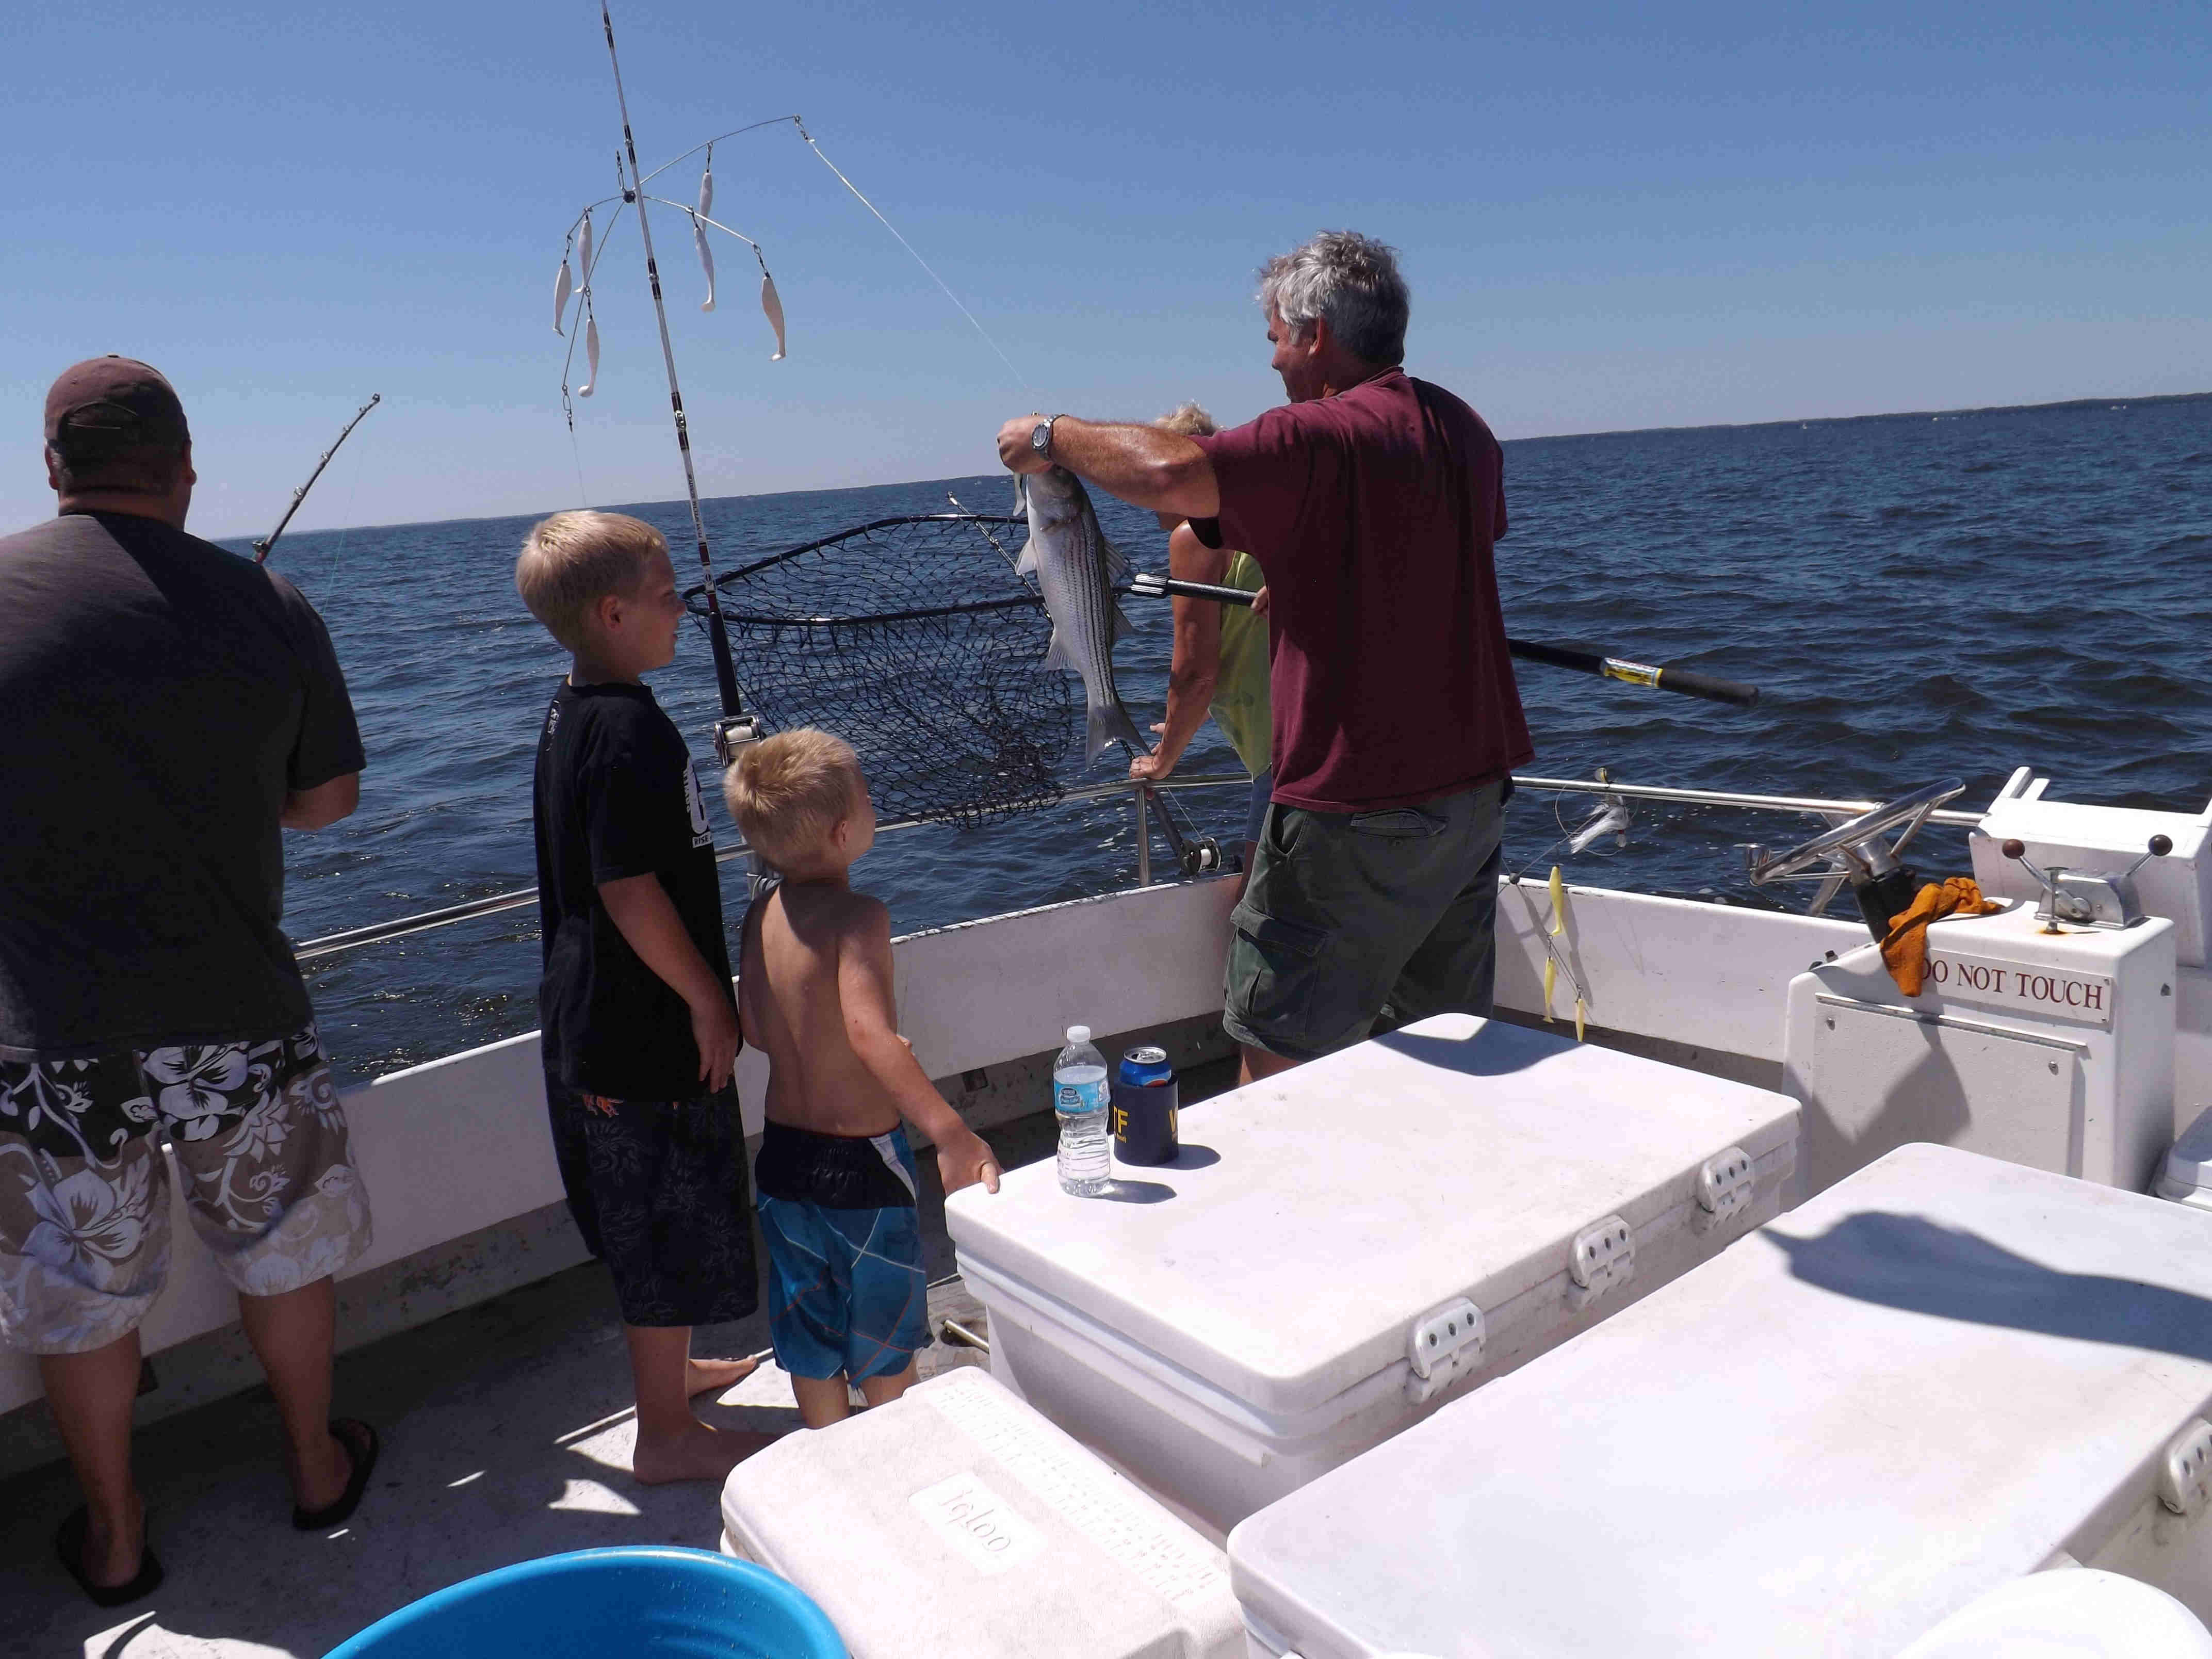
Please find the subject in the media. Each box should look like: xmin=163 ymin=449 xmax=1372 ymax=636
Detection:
xmin=1191 ymin=368 xmax=1532 ymax=811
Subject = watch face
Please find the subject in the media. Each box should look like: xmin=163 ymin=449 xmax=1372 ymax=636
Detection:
xmin=1031 ymin=420 xmax=1053 ymax=455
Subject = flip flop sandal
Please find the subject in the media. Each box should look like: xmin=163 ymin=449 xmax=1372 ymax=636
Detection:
xmin=292 ymin=1418 xmax=379 ymax=1531
xmin=55 ymin=1507 xmax=165 ymax=1608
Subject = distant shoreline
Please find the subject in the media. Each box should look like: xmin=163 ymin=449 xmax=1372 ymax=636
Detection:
xmin=1510 ymin=388 xmax=2212 ymax=446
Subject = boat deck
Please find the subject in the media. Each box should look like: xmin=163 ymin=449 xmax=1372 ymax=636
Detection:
xmin=0 ymin=1076 xmax=1219 ymax=1658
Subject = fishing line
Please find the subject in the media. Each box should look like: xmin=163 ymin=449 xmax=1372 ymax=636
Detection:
xmin=795 ymin=120 xmax=1034 ymax=396
xmin=323 ymin=423 xmax=371 ymax=588
xmin=570 ymin=423 xmax=591 ymax=508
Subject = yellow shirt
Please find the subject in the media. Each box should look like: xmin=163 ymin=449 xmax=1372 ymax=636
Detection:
xmin=1210 ymin=550 xmax=1272 ymax=777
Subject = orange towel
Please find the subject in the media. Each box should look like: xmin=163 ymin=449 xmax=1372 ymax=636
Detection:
xmin=1879 ymin=877 xmax=2002 ymax=995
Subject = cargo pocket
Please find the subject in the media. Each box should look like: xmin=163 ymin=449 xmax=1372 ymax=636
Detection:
xmin=1226 ymin=899 xmax=1339 ymax=1059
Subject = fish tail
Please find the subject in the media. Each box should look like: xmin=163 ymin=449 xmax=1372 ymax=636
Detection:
xmin=1085 ymin=696 xmax=1146 ymax=766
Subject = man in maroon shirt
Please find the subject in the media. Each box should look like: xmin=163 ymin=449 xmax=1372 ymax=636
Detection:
xmin=998 ymin=232 xmax=1531 ymax=1081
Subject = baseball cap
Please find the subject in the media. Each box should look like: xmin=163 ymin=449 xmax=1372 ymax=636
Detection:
xmin=43 ymin=356 xmax=190 ymax=455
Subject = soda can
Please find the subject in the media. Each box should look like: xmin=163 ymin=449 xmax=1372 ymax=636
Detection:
xmin=1112 ymin=1046 xmax=1179 ymax=1166
xmin=1118 ymin=1046 xmax=1173 ymax=1088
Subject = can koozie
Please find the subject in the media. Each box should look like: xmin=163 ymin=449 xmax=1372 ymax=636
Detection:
xmin=1111 ymin=1054 xmax=1179 ymax=1166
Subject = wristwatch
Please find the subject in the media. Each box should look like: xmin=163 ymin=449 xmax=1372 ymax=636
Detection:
xmin=1030 ymin=415 xmax=1061 ymax=463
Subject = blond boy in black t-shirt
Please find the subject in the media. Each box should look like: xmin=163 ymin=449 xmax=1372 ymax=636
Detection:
xmin=518 ymin=510 xmax=769 ymax=1484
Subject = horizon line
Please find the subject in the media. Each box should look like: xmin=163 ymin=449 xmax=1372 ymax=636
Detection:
xmin=213 ymin=385 xmax=2211 ymax=545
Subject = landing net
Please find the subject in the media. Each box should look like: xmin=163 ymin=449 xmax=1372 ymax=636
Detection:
xmin=686 ymin=513 xmax=1078 ymax=827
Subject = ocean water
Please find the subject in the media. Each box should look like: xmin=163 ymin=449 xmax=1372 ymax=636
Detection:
xmin=246 ymin=394 xmax=2212 ymax=1088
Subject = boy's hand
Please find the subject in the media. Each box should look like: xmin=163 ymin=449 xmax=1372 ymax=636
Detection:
xmin=938 ymin=1127 xmax=1002 ymax=1197
xmin=690 ymin=994 xmax=740 ymax=1094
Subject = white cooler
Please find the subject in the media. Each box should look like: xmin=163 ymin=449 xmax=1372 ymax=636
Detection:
xmin=719 ymin=1367 xmax=1243 ymax=1658
xmin=1227 ymin=1143 xmax=2212 ymax=1658
xmin=945 ymin=1013 xmax=1801 ymax=1537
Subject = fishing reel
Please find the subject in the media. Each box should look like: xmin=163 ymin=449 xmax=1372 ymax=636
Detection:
xmin=1181 ymin=836 xmax=1224 ymax=877
xmin=1741 ymin=777 xmax=1965 ymax=940
xmin=711 ymin=713 xmax=763 ymax=766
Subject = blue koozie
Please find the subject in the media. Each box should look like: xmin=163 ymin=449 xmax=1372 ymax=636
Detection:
xmin=1112 ymin=1046 xmax=1179 ymax=1166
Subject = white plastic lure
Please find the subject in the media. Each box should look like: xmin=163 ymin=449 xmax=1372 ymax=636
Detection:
xmin=578 ymin=312 xmax=600 ymax=398
xmin=760 ymin=267 xmax=786 ymax=361
xmin=697 ymin=162 xmax=713 ymax=221
xmin=554 ymin=257 xmax=573 ymax=335
xmin=694 ymin=216 xmax=716 ymax=312
xmin=577 ymin=210 xmax=594 ymax=284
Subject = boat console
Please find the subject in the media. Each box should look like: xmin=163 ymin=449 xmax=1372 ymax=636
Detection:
xmin=1782 ymin=768 xmax=2212 ymax=1198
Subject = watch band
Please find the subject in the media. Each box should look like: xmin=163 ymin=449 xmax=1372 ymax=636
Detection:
xmin=1032 ymin=414 xmax=1062 ymax=461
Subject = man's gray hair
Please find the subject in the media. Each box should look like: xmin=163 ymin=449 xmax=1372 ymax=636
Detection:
xmin=1257 ymin=231 xmax=1410 ymax=366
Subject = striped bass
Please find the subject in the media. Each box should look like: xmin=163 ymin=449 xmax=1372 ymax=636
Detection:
xmin=1014 ymin=467 xmax=1146 ymax=765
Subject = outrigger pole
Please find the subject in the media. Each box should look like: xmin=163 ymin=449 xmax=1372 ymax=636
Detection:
xmin=597 ymin=2 xmax=754 ymax=754
xmin=253 ymin=393 xmax=380 ymax=564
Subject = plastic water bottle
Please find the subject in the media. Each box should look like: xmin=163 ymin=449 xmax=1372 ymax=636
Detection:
xmin=1053 ymin=1024 xmax=1112 ymax=1195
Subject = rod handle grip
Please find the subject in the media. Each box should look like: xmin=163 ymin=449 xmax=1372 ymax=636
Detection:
xmin=1655 ymin=666 xmax=1760 ymax=707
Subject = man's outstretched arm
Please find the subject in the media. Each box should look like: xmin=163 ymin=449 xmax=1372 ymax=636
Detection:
xmin=996 ymin=415 xmax=1220 ymax=520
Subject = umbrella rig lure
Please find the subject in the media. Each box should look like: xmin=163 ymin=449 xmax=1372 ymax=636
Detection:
xmin=550 ymin=120 xmax=794 ymax=431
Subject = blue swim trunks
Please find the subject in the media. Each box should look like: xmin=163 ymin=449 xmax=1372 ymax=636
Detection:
xmin=754 ymin=1120 xmax=931 ymax=1383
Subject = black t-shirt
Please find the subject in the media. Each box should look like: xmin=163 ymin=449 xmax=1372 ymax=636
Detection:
xmin=0 ymin=511 xmax=365 ymax=1054
xmin=532 ymin=678 xmax=735 ymax=1099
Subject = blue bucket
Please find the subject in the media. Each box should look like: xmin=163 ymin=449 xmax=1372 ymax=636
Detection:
xmin=324 ymin=1546 xmax=844 ymax=1658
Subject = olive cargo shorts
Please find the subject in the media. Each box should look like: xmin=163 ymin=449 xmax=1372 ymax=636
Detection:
xmin=1224 ymin=779 xmax=1507 ymax=1063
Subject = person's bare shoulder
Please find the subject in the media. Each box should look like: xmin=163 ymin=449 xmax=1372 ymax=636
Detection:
xmin=827 ymin=889 xmax=890 ymax=944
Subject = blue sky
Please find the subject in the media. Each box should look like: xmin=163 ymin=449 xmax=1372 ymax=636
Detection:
xmin=4 ymin=1 xmax=2205 ymax=538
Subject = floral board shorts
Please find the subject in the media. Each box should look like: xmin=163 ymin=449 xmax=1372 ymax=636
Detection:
xmin=0 ymin=1025 xmax=373 ymax=1356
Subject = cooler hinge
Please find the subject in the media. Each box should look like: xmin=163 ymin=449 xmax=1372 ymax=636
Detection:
xmin=1569 ymin=1214 xmax=1635 ymax=1299
xmin=2160 ymin=1418 xmax=2212 ymax=1517
xmin=1405 ymin=1296 xmax=1485 ymax=1404
xmin=1697 ymin=1146 xmax=1756 ymax=1224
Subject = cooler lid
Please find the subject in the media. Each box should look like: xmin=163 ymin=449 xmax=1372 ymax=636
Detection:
xmin=722 ymin=1367 xmax=1241 ymax=1658
xmin=946 ymin=1013 xmax=1799 ymax=1417
xmin=1228 ymin=1144 xmax=2212 ymax=1659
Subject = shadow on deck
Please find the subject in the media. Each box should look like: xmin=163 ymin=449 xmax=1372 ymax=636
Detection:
xmin=0 ymin=1057 xmax=1239 ymax=1658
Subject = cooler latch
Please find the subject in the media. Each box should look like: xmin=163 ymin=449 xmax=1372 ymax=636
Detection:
xmin=1697 ymin=1146 xmax=1756 ymax=1223
xmin=2160 ymin=1418 xmax=2212 ymax=1517
xmin=1405 ymin=1297 xmax=1485 ymax=1404
xmin=1570 ymin=1215 xmax=1635 ymax=1299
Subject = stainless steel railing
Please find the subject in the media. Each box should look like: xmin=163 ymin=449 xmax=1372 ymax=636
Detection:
xmin=294 ymin=771 xmax=1253 ymax=961
xmin=292 ymin=772 xmax=1988 ymax=962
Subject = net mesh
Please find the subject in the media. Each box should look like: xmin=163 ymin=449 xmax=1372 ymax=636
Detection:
xmin=687 ymin=514 xmax=1078 ymax=826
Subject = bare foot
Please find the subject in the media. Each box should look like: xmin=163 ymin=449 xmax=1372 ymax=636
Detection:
xmin=685 ymin=1354 xmax=761 ymax=1398
xmin=630 ymin=1418 xmax=776 ymax=1484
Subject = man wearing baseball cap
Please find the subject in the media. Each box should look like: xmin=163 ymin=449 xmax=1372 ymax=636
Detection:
xmin=0 ymin=359 xmax=377 ymax=1603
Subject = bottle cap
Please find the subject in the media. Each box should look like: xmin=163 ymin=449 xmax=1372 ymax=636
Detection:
xmin=1067 ymin=1024 xmax=1091 ymax=1044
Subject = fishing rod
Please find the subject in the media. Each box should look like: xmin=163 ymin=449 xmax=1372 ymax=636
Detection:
xmin=252 ymin=393 xmax=380 ymax=564
xmin=1126 ymin=571 xmax=1761 ymax=708
xmin=595 ymin=1 xmax=755 ymax=755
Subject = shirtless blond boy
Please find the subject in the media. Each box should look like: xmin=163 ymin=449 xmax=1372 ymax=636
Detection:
xmin=724 ymin=728 xmax=1000 ymax=1428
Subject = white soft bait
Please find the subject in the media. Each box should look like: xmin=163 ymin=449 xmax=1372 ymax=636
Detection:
xmin=698 ymin=162 xmax=713 ymax=221
xmin=578 ymin=312 xmax=600 ymax=397
xmin=760 ymin=267 xmax=787 ymax=361
xmin=554 ymin=257 xmax=573 ymax=335
xmin=694 ymin=216 xmax=717 ymax=312
xmin=577 ymin=210 xmax=594 ymax=283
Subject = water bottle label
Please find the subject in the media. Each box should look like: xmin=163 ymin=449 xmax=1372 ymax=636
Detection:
xmin=1055 ymin=1077 xmax=1105 ymax=1115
